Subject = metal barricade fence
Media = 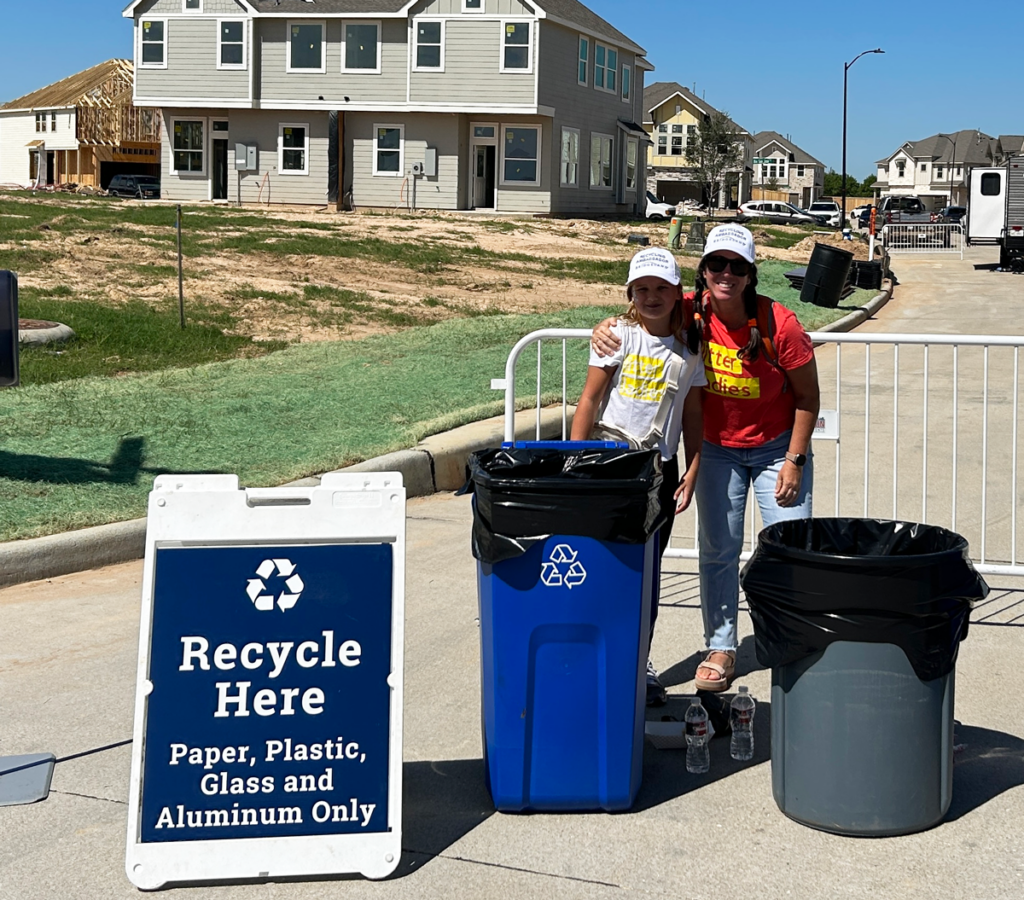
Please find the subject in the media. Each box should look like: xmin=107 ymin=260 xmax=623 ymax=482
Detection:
xmin=498 ymin=329 xmax=1024 ymax=576
xmin=881 ymin=223 xmax=964 ymax=259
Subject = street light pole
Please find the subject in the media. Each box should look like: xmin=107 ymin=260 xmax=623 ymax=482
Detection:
xmin=938 ymin=133 xmax=958 ymax=208
xmin=842 ymin=48 xmax=884 ymax=230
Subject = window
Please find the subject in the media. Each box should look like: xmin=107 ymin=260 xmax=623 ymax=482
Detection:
xmin=344 ymin=22 xmax=380 ymax=72
xmin=502 ymin=125 xmax=540 ymax=185
xmin=218 ymin=20 xmax=246 ymax=68
xmin=374 ymin=125 xmax=403 ymax=176
xmin=594 ymin=43 xmax=617 ymax=92
xmin=896 ymin=161 xmax=906 ymax=177
xmin=279 ymin=124 xmax=308 ymax=175
xmin=658 ymin=133 xmax=667 ymax=156
xmin=578 ymin=36 xmax=588 ymax=86
xmin=463 ymin=0 xmax=483 ymax=10
xmin=621 ymin=65 xmax=631 ymax=101
xmin=797 ymin=165 xmax=805 ymax=177
xmin=980 ymin=172 xmax=1001 ymax=196
xmin=921 ymin=163 xmax=927 ymax=171
xmin=561 ymin=127 xmax=579 ymax=187
xmin=35 ymin=113 xmax=45 ymax=133
xmin=935 ymin=166 xmax=943 ymax=179
xmin=761 ymin=165 xmax=767 ymax=178
xmin=956 ymin=167 xmax=962 ymax=176
xmin=671 ymin=135 xmax=683 ymax=156
xmin=171 ymin=119 xmax=204 ymax=174
xmin=590 ymin=133 xmax=613 ymax=189
xmin=686 ymin=124 xmax=696 ymax=154
xmin=288 ymin=21 xmax=325 ymax=73
xmin=501 ymin=22 xmax=532 ymax=72
xmin=414 ymin=20 xmax=444 ymax=70
xmin=140 ymin=19 xmax=166 ymax=68
xmin=183 ymin=0 xmax=201 ymax=10
xmin=626 ymin=139 xmax=638 ymax=191
xmin=473 ymin=125 xmax=496 ymax=139
xmin=212 ymin=120 xmax=229 ymax=133
xmin=51 ymin=112 xmax=57 ymax=131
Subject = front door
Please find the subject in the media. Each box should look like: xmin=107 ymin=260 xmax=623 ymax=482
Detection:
xmin=212 ymin=139 xmax=229 ymax=201
xmin=473 ymin=145 xmax=496 ymax=209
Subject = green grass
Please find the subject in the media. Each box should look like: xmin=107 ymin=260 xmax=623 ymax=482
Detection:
xmin=0 ymin=307 xmax=617 ymax=541
xmin=17 ymin=288 xmax=287 ymax=385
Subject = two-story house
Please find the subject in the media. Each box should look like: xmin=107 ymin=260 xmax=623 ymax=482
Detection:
xmin=0 ymin=59 xmax=161 ymax=190
xmin=874 ymin=130 xmax=993 ymax=210
xmin=749 ymin=131 xmax=824 ymax=208
xmin=642 ymin=81 xmax=752 ymax=208
xmin=122 ymin=0 xmax=653 ymax=215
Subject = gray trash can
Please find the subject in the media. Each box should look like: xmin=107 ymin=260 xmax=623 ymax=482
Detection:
xmin=740 ymin=518 xmax=988 ymax=836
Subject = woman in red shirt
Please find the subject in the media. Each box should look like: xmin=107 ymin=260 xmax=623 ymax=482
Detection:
xmin=593 ymin=224 xmax=819 ymax=692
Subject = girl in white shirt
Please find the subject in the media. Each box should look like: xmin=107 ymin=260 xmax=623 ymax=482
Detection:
xmin=571 ymin=247 xmax=705 ymax=705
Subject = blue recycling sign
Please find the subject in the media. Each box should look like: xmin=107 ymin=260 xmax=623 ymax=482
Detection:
xmin=140 ymin=543 xmax=393 ymax=843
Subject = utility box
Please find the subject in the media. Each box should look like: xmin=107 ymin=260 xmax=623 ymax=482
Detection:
xmin=424 ymin=147 xmax=437 ymax=178
xmin=234 ymin=143 xmax=257 ymax=172
xmin=1 ymin=270 xmax=18 ymax=388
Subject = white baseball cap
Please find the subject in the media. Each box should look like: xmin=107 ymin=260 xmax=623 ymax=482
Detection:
xmin=626 ymin=247 xmax=681 ymax=286
xmin=702 ymin=224 xmax=757 ymax=264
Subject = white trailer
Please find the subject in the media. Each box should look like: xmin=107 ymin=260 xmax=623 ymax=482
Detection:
xmin=967 ymin=156 xmax=1024 ymax=270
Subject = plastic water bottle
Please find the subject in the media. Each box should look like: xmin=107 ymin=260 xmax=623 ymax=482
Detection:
xmin=730 ymin=686 xmax=756 ymax=761
xmin=684 ymin=697 xmax=710 ymax=773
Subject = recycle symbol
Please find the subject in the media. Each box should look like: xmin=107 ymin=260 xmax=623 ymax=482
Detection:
xmin=246 ymin=559 xmax=304 ymax=612
xmin=540 ymin=544 xmax=587 ymax=589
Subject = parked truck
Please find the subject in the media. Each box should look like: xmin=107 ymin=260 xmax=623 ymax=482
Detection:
xmin=877 ymin=195 xmax=933 ymax=224
xmin=966 ymin=156 xmax=1024 ymax=270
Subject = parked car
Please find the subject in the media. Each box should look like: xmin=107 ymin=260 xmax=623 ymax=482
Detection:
xmin=108 ymin=174 xmax=161 ymax=199
xmin=933 ymin=205 xmax=967 ymax=224
xmin=738 ymin=200 xmax=821 ymax=226
xmin=877 ymin=195 xmax=931 ymax=224
xmin=807 ymin=199 xmax=843 ymax=228
xmin=645 ymin=192 xmax=676 ymax=220
xmin=851 ymin=204 xmax=872 ymax=224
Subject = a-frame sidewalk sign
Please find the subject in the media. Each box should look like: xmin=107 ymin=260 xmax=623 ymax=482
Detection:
xmin=126 ymin=472 xmax=405 ymax=889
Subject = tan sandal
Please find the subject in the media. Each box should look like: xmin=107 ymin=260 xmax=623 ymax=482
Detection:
xmin=694 ymin=650 xmax=736 ymax=692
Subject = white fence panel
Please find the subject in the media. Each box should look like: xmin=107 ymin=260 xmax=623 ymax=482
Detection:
xmin=499 ymin=330 xmax=1024 ymax=576
xmin=882 ymin=223 xmax=964 ymax=258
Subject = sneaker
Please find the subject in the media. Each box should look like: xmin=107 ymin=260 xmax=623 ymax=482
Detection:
xmin=646 ymin=659 xmax=668 ymax=707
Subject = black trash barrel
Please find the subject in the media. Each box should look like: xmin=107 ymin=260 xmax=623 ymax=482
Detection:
xmin=800 ymin=243 xmax=854 ymax=308
xmin=740 ymin=518 xmax=988 ymax=836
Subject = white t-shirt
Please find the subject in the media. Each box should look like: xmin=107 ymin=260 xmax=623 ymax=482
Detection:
xmin=588 ymin=323 xmax=707 ymax=460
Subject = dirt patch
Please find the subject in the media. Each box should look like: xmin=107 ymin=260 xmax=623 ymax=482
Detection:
xmin=11 ymin=203 xmax=827 ymax=344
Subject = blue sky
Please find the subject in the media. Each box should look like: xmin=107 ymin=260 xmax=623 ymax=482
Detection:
xmin=1 ymin=0 xmax=1021 ymax=179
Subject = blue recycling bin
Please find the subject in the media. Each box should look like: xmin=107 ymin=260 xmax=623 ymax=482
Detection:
xmin=464 ymin=443 xmax=664 ymax=812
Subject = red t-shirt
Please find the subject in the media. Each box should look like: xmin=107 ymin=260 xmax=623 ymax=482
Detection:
xmin=689 ymin=293 xmax=814 ymax=448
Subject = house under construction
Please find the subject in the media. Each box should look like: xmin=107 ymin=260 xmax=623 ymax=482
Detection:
xmin=0 ymin=59 xmax=160 ymax=190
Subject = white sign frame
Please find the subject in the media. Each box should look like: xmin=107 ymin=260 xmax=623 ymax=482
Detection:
xmin=126 ymin=473 xmax=405 ymax=890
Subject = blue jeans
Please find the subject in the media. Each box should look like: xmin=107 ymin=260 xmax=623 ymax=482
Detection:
xmin=696 ymin=432 xmax=813 ymax=652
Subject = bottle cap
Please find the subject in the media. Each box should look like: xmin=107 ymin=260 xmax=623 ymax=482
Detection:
xmin=738 ymin=685 xmax=749 ymax=693
xmin=690 ymin=697 xmax=701 ymax=705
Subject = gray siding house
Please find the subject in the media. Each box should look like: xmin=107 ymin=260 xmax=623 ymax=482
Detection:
xmin=122 ymin=0 xmax=653 ymax=214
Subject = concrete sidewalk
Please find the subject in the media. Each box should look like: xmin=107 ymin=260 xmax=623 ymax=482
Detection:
xmin=1 ymin=492 xmax=1023 ymax=899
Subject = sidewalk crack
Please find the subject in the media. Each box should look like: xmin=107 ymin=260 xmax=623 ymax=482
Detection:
xmin=51 ymin=789 xmax=127 ymax=806
xmin=402 ymin=848 xmax=621 ymax=888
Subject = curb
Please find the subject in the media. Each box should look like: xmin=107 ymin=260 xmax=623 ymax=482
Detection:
xmin=0 ymin=286 xmax=891 ymax=591
xmin=0 ymin=407 xmax=571 ymax=589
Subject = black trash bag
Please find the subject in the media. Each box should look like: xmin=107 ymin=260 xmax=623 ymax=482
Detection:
xmin=460 ymin=446 xmax=665 ymax=565
xmin=740 ymin=518 xmax=989 ymax=682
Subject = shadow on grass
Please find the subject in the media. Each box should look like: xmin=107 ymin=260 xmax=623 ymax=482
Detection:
xmin=0 ymin=436 xmax=223 ymax=485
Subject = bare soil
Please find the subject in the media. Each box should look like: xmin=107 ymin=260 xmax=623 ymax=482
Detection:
xmin=15 ymin=204 xmax=840 ymax=343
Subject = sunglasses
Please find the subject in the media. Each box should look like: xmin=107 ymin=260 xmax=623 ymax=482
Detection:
xmin=704 ymin=255 xmax=752 ymax=277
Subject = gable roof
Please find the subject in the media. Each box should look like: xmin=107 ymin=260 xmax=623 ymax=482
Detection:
xmin=877 ymin=130 xmax=994 ymax=166
xmin=536 ymin=0 xmax=645 ymax=55
xmin=1 ymin=59 xmax=133 ymax=111
xmin=997 ymin=135 xmax=1024 ymax=156
xmin=642 ymin=82 xmax=747 ymax=134
xmin=751 ymin=131 xmax=824 ymax=167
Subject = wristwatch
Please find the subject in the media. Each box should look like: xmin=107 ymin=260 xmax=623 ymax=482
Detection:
xmin=785 ymin=452 xmax=807 ymax=467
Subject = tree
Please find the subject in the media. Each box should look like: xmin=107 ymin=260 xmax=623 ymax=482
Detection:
xmin=861 ymin=174 xmax=877 ymax=193
xmin=824 ymin=168 xmax=860 ymax=196
xmin=690 ymin=110 xmax=745 ymax=211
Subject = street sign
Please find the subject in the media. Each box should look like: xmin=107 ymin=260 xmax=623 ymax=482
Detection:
xmin=126 ymin=473 xmax=405 ymax=889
